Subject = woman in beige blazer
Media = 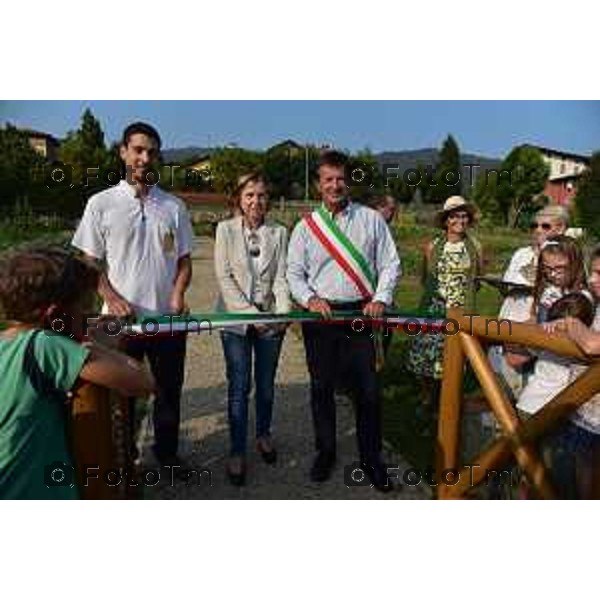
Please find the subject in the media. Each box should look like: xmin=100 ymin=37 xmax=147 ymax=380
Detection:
xmin=214 ymin=173 xmax=291 ymax=485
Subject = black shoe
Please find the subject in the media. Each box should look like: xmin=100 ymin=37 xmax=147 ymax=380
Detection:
xmin=310 ymin=452 xmax=336 ymax=482
xmin=363 ymin=462 xmax=397 ymax=494
xmin=225 ymin=455 xmax=246 ymax=487
xmin=226 ymin=466 xmax=247 ymax=487
xmin=259 ymin=446 xmax=277 ymax=465
xmin=257 ymin=439 xmax=277 ymax=465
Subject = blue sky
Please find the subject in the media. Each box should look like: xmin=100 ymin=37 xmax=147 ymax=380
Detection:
xmin=1 ymin=100 xmax=598 ymax=158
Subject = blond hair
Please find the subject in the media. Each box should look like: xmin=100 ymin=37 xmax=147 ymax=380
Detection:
xmin=536 ymin=205 xmax=569 ymax=227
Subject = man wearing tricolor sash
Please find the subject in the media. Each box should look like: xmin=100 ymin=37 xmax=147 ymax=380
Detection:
xmin=287 ymin=150 xmax=401 ymax=492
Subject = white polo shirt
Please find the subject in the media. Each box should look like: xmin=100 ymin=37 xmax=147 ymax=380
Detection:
xmin=72 ymin=180 xmax=193 ymax=315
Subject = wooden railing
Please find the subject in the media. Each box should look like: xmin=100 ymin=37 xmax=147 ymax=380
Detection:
xmin=70 ymin=384 xmax=133 ymax=500
xmin=436 ymin=308 xmax=600 ymax=499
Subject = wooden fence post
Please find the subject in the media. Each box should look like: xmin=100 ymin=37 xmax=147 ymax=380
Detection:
xmin=70 ymin=384 xmax=131 ymax=500
xmin=436 ymin=308 xmax=464 ymax=499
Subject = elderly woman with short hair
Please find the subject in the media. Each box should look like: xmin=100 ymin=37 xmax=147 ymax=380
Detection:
xmin=214 ymin=173 xmax=291 ymax=486
xmin=502 ymin=204 xmax=569 ymax=290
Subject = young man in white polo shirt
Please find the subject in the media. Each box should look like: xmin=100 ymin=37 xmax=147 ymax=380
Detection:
xmin=72 ymin=122 xmax=193 ymax=466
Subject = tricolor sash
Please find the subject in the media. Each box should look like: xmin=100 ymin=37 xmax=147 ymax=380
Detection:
xmin=304 ymin=205 xmax=377 ymax=299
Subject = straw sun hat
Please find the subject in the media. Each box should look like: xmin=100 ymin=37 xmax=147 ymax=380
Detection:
xmin=434 ymin=195 xmax=479 ymax=228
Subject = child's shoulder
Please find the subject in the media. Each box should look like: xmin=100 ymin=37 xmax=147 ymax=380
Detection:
xmin=0 ymin=327 xmax=37 ymax=349
xmin=0 ymin=328 xmax=84 ymax=358
xmin=32 ymin=329 xmax=87 ymax=355
xmin=27 ymin=331 xmax=90 ymax=395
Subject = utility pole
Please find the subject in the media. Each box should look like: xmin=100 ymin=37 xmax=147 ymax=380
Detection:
xmin=305 ymin=143 xmax=311 ymax=202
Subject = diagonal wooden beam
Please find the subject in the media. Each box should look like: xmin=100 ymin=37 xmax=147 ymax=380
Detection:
xmin=457 ymin=332 xmax=555 ymax=499
xmin=446 ymin=362 xmax=600 ymax=498
xmin=455 ymin=314 xmax=590 ymax=360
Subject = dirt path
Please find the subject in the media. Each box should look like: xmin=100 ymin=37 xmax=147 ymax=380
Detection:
xmin=139 ymin=237 xmax=428 ymax=499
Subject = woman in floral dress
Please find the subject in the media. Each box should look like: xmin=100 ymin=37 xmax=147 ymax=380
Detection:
xmin=408 ymin=196 xmax=483 ymax=393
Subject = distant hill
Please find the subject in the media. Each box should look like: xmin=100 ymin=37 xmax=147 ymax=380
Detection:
xmin=374 ymin=147 xmax=501 ymax=176
xmin=162 ymin=145 xmax=502 ymax=177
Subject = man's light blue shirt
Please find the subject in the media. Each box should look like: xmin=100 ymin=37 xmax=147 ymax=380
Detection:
xmin=286 ymin=201 xmax=401 ymax=306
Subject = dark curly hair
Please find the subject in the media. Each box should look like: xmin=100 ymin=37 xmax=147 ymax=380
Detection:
xmin=0 ymin=246 xmax=100 ymax=324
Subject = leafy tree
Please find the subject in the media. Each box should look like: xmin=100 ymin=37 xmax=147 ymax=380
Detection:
xmin=54 ymin=108 xmax=113 ymax=215
xmin=263 ymin=143 xmax=307 ymax=200
xmin=387 ymin=174 xmax=414 ymax=205
xmin=80 ymin=108 xmax=105 ymax=157
xmin=432 ymin=134 xmax=462 ymax=202
xmin=60 ymin=120 xmax=111 ymax=188
xmin=305 ymin=146 xmax=327 ymax=201
xmin=496 ymin=145 xmax=549 ymax=227
xmin=574 ymin=151 xmax=600 ymax=238
xmin=0 ymin=124 xmax=44 ymax=210
xmin=210 ymin=147 xmax=264 ymax=197
xmin=346 ymin=148 xmax=383 ymax=204
xmin=471 ymin=168 xmax=502 ymax=224
xmin=413 ymin=162 xmax=435 ymax=204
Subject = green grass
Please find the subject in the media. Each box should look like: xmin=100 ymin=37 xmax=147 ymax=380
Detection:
xmin=381 ymin=337 xmax=435 ymax=470
xmin=380 ymin=222 xmax=530 ymax=478
xmin=0 ymin=221 xmax=70 ymax=251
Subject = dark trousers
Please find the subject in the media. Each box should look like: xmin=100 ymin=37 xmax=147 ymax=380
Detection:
xmin=124 ymin=334 xmax=187 ymax=461
xmin=302 ymin=309 xmax=382 ymax=465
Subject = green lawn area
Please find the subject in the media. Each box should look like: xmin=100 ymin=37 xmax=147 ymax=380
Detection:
xmin=381 ymin=220 xmax=530 ymax=479
xmin=0 ymin=221 xmax=71 ymax=251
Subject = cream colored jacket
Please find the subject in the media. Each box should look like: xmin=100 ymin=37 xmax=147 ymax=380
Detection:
xmin=214 ymin=216 xmax=291 ymax=333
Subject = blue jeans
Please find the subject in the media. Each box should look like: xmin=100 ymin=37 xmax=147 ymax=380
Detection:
xmin=220 ymin=327 xmax=284 ymax=456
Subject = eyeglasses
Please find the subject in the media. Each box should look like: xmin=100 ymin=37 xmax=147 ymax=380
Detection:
xmin=248 ymin=232 xmax=260 ymax=258
xmin=531 ymin=222 xmax=553 ymax=231
xmin=542 ymin=264 xmax=568 ymax=275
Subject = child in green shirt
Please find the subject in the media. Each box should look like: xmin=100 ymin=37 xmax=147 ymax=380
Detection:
xmin=0 ymin=247 xmax=155 ymax=499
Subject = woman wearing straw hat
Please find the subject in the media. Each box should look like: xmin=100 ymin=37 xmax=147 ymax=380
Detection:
xmin=407 ymin=196 xmax=483 ymax=400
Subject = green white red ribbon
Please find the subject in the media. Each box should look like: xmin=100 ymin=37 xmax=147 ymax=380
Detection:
xmin=124 ymin=310 xmax=446 ymax=336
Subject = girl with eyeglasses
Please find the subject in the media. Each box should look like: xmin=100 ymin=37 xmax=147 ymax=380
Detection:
xmin=541 ymin=247 xmax=600 ymax=498
xmin=214 ymin=173 xmax=291 ymax=486
xmin=508 ymin=238 xmax=588 ymax=497
xmin=531 ymin=235 xmax=586 ymax=322
xmin=490 ymin=206 xmax=570 ymax=400
xmin=505 ymin=235 xmax=586 ymax=366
